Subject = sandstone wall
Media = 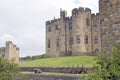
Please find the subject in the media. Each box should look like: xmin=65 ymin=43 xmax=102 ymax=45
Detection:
xmin=46 ymin=7 xmax=102 ymax=57
xmin=0 ymin=41 xmax=19 ymax=63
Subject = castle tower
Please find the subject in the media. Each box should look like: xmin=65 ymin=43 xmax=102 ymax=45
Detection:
xmin=60 ymin=9 xmax=67 ymax=19
xmin=99 ymin=0 xmax=120 ymax=51
xmin=71 ymin=7 xmax=93 ymax=55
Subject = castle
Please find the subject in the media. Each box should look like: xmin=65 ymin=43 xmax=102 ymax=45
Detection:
xmin=46 ymin=0 xmax=120 ymax=57
xmin=0 ymin=41 xmax=19 ymax=63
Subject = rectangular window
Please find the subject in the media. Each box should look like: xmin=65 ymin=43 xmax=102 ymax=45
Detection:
xmin=69 ymin=37 xmax=73 ymax=45
xmin=93 ymin=19 xmax=97 ymax=27
xmin=84 ymin=35 xmax=88 ymax=44
xmin=55 ymin=25 xmax=59 ymax=30
xmin=76 ymin=35 xmax=80 ymax=44
xmin=48 ymin=26 xmax=51 ymax=32
xmin=48 ymin=40 xmax=50 ymax=48
xmin=56 ymin=39 xmax=59 ymax=47
xmin=69 ymin=22 xmax=72 ymax=29
xmin=86 ymin=18 xmax=89 ymax=26
xmin=94 ymin=36 xmax=98 ymax=44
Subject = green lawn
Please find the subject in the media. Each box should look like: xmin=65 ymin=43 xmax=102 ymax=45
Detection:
xmin=20 ymin=56 xmax=96 ymax=67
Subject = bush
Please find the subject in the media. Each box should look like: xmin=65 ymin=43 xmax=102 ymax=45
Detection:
xmin=84 ymin=44 xmax=120 ymax=80
xmin=0 ymin=57 xmax=32 ymax=80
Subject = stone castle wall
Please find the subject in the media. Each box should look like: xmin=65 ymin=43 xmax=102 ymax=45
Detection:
xmin=0 ymin=41 xmax=19 ymax=63
xmin=46 ymin=0 xmax=120 ymax=57
xmin=99 ymin=0 xmax=120 ymax=51
xmin=46 ymin=7 xmax=101 ymax=57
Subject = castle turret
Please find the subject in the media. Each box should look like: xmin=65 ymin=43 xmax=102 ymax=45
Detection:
xmin=60 ymin=9 xmax=67 ymax=19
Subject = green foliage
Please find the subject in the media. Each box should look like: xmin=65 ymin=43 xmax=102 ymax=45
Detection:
xmin=20 ymin=56 xmax=96 ymax=67
xmin=84 ymin=44 xmax=120 ymax=80
xmin=0 ymin=57 xmax=32 ymax=80
xmin=20 ymin=54 xmax=45 ymax=61
xmin=0 ymin=57 xmax=19 ymax=80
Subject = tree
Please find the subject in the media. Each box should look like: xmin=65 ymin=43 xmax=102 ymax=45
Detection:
xmin=0 ymin=57 xmax=32 ymax=80
xmin=0 ymin=57 xmax=19 ymax=80
xmin=85 ymin=44 xmax=120 ymax=80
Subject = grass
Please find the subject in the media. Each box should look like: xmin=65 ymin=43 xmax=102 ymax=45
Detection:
xmin=19 ymin=56 xmax=96 ymax=67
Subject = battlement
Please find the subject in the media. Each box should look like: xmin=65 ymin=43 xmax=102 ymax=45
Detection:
xmin=91 ymin=13 xmax=99 ymax=17
xmin=6 ymin=41 xmax=13 ymax=46
xmin=0 ymin=41 xmax=19 ymax=63
xmin=46 ymin=18 xmax=60 ymax=25
xmin=72 ymin=7 xmax=91 ymax=15
xmin=14 ymin=45 xmax=16 ymax=47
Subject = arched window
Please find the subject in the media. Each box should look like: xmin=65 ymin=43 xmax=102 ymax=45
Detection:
xmin=84 ymin=35 xmax=88 ymax=44
xmin=48 ymin=40 xmax=50 ymax=48
xmin=94 ymin=36 xmax=98 ymax=44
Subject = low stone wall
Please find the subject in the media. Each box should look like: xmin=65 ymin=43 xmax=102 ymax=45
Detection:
xmin=20 ymin=67 xmax=93 ymax=74
xmin=17 ymin=74 xmax=80 ymax=80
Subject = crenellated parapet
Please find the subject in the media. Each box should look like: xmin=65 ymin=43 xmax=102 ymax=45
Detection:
xmin=72 ymin=7 xmax=91 ymax=16
xmin=0 ymin=41 xmax=19 ymax=63
xmin=46 ymin=18 xmax=60 ymax=25
xmin=91 ymin=13 xmax=99 ymax=17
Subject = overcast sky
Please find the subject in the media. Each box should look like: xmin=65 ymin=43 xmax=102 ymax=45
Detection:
xmin=0 ymin=0 xmax=99 ymax=57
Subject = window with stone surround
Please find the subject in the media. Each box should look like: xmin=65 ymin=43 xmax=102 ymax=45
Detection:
xmin=55 ymin=25 xmax=59 ymax=30
xmin=69 ymin=37 xmax=73 ymax=45
xmin=76 ymin=35 xmax=80 ymax=44
xmin=94 ymin=36 xmax=98 ymax=44
xmin=56 ymin=38 xmax=59 ymax=47
xmin=93 ymin=19 xmax=97 ymax=27
xmin=48 ymin=40 xmax=50 ymax=48
xmin=86 ymin=18 xmax=89 ymax=26
xmin=95 ymin=48 xmax=99 ymax=53
xmin=69 ymin=22 xmax=72 ymax=29
xmin=84 ymin=35 xmax=88 ymax=44
xmin=48 ymin=26 xmax=51 ymax=32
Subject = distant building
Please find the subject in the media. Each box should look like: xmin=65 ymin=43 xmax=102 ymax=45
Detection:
xmin=46 ymin=0 xmax=120 ymax=57
xmin=0 ymin=41 xmax=19 ymax=63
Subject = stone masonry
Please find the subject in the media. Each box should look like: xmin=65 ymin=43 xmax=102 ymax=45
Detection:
xmin=46 ymin=8 xmax=101 ymax=57
xmin=46 ymin=0 xmax=120 ymax=57
xmin=99 ymin=0 xmax=120 ymax=51
xmin=0 ymin=41 xmax=19 ymax=63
